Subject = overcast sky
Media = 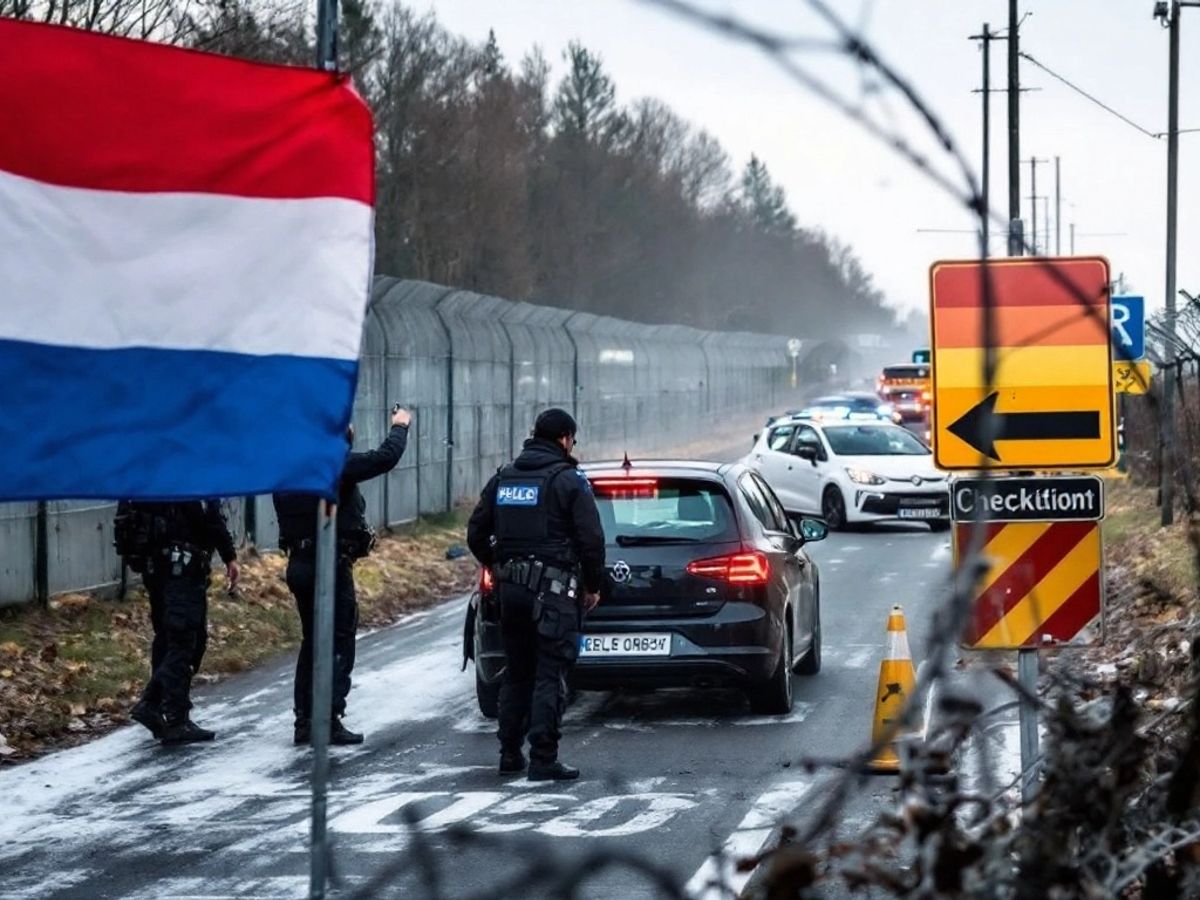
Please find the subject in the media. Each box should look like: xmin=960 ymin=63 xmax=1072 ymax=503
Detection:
xmin=422 ymin=0 xmax=1198 ymax=322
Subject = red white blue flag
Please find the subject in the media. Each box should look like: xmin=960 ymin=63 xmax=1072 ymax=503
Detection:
xmin=0 ymin=19 xmax=375 ymax=501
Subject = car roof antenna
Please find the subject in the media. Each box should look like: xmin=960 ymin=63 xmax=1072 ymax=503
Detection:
xmin=621 ymin=452 xmax=632 ymax=472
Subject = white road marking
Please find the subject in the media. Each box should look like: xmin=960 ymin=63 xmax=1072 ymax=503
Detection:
xmin=685 ymin=779 xmax=814 ymax=900
xmin=539 ymin=793 xmax=698 ymax=838
xmin=328 ymin=787 xmax=700 ymax=846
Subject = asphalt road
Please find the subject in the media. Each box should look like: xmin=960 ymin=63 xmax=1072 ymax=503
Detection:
xmin=0 ymin=444 xmax=983 ymax=900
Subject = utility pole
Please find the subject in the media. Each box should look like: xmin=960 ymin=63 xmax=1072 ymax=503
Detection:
xmin=1054 ymin=156 xmax=1062 ymax=255
xmin=1159 ymin=0 xmax=1187 ymax=527
xmin=1070 ymin=222 xmax=1076 ymax=254
xmin=1007 ymin=0 xmax=1022 ymax=255
xmin=970 ymin=24 xmax=998 ymax=250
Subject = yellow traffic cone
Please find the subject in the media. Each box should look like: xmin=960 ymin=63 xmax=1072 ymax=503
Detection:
xmin=867 ymin=604 xmax=920 ymax=773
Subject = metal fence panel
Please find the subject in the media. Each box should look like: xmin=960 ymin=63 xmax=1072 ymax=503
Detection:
xmin=45 ymin=500 xmax=120 ymax=596
xmin=0 ymin=503 xmax=36 ymax=608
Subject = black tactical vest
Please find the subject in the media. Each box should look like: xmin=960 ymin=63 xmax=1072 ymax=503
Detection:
xmin=492 ymin=461 xmax=576 ymax=564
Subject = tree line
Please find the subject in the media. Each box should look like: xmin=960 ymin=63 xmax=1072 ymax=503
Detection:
xmin=2 ymin=0 xmax=904 ymax=339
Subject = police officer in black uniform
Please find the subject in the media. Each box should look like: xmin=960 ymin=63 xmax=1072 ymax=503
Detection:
xmin=274 ymin=405 xmax=411 ymax=746
xmin=122 ymin=501 xmax=240 ymax=744
xmin=467 ymin=408 xmax=605 ymax=781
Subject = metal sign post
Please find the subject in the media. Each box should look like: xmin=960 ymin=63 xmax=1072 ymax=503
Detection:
xmin=787 ymin=338 xmax=801 ymax=389
xmin=1017 ymin=651 xmax=1039 ymax=804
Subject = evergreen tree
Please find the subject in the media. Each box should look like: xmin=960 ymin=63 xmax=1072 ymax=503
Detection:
xmin=740 ymin=155 xmax=797 ymax=237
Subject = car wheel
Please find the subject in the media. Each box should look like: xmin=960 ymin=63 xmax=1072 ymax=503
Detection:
xmin=821 ymin=487 xmax=848 ymax=531
xmin=476 ymin=668 xmax=500 ymax=719
xmin=749 ymin=625 xmax=794 ymax=715
xmin=795 ymin=604 xmax=821 ymax=675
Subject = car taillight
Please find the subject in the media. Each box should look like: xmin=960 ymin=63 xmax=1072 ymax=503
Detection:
xmin=686 ymin=551 xmax=770 ymax=585
xmin=480 ymin=566 xmax=495 ymax=593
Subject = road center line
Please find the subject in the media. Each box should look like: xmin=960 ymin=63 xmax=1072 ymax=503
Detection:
xmin=684 ymin=779 xmax=813 ymax=900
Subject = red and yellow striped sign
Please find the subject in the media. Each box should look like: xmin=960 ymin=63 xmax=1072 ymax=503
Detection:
xmin=930 ymin=257 xmax=1116 ymax=470
xmin=954 ymin=521 xmax=1104 ymax=649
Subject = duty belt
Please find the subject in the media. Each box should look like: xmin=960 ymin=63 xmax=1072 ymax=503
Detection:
xmin=497 ymin=558 xmax=576 ymax=594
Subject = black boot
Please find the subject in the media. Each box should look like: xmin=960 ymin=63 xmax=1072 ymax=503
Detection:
xmin=161 ymin=718 xmax=216 ymax=745
xmin=499 ymin=749 xmax=527 ymax=776
xmin=130 ymin=699 xmax=165 ymax=739
xmin=294 ymin=718 xmax=311 ymax=746
xmin=330 ymin=718 xmax=363 ymax=745
xmin=528 ymin=760 xmax=580 ymax=782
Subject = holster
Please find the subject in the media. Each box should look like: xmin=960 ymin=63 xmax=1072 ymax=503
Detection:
xmin=164 ymin=543 xmax=210 ymax=579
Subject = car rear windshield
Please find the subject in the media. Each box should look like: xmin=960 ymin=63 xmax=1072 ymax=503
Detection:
xmin=823 ymin=425 xmax=930 ymax=456
xmin=590 ymin=478 xmax=739 ymax=544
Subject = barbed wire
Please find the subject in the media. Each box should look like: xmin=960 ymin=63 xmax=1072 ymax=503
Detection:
xmin=328 ymin=0 xmax=1200 ymax=894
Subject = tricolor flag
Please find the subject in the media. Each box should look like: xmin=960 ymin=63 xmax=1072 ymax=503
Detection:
xmin=0 ymin=19 xmax=374 ymax=501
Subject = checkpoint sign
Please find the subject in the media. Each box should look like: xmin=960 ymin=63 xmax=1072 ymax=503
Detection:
xmin=930 ymin=258 xmax=1117 ymax=470
xmin=952 ymin=515 xmax=1104 ymax=649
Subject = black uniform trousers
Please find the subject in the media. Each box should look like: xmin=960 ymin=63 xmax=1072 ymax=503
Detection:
xmin=497 ymin=582 xmax=581 ymax=764
xmin=287 ymin=553 xmax=358 ymax=721
xmin=141 ymin=567 xmax=208 ymax=709
xmin=142 ymin=565 xmax=210 ymax=721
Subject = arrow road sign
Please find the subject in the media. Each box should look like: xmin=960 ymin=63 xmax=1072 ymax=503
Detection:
xmin=929 ymin=257 xmax=1116 ymax=470
xmin=946 ymin=392 xmax=1101 ymax=461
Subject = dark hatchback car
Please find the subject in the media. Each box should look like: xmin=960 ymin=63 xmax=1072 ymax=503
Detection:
xmin=464 ymin=461 xmax=828 ymax=718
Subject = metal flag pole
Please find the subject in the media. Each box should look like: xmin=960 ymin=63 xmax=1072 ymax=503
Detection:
xmin=310 ymin=499 xmax=338 ymax=898
xmin=310 ymin=3 xmax=340 ymax=898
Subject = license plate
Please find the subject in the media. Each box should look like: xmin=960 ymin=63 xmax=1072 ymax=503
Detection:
xmin=898 ymin=507 xmax=940 ymax=519
xmin=580 ymin=633 xmax=671 ymax=657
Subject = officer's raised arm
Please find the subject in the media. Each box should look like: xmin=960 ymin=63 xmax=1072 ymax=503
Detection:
xmin=342 ymin=406 xmax=411 ymax=485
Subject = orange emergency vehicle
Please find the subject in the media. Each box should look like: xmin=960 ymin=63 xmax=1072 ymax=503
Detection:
xmin=876 ymin=363 xmax=931 ymax=424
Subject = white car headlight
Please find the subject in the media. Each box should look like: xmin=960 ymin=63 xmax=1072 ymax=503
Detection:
xmin=845 ymin=467 xmax=886 ymax=486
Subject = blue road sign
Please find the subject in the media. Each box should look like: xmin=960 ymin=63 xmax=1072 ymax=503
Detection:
xmin=1111 ymin=295 xmax=1145 ymax=362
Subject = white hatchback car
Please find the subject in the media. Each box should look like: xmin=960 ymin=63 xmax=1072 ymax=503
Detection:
xmin=745 ymin=419 xmax=950 ymax=531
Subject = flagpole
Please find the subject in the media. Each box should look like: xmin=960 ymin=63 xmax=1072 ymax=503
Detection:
xmin=310 ymin=499 xmax=337 ymax=899
xmin=310 ymin=4 xmax=339 ymax=899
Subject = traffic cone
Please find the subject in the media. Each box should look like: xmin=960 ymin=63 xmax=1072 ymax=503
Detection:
xmin=867 ymin=604 xmax=920 ymax=773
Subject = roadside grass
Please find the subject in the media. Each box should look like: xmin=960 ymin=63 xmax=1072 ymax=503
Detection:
xmin=0 ymin=508 xmax=476 ymax=762
xmin=1102 ymin=481 xmax=1199 ymax=602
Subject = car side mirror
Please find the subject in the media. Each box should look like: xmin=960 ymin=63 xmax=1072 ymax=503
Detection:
xmin=795 ymin=445 xmax=818 ymax=464
xmin=797 ymin=518 xmax=828 ymax=543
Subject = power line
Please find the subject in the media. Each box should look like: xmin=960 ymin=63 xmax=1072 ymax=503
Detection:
xmin=1019 ymin=51 xmax=1161 ymax=139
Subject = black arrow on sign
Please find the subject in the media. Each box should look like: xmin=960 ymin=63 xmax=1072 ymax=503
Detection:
xmin=947 ymin=392 xmax=1101 ymax=461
